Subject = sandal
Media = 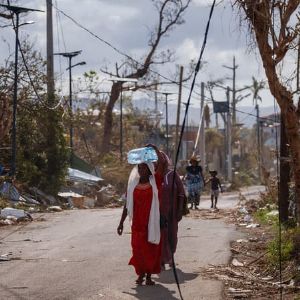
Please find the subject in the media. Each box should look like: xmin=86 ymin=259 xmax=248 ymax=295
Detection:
xmin=135 ymin=275 xmax=145 ymax=285
xmin=146 ymin=278 xmax=155 ymax=286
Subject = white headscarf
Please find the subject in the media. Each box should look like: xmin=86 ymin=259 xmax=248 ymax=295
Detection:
xmin=126 ymin=162 xmax=160 ymax=245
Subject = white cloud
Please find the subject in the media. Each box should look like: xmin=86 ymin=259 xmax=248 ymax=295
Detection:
xmin=176 ymin=38 xmax=199 ymax=63
xmin=193 ymin=0 xmax=220 ymax=7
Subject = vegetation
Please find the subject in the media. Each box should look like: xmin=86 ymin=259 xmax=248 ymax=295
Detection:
xmin=0 ymin=41 xmax=68 ymax=195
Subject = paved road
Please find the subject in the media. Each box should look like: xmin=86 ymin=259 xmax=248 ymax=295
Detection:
xmin=0 ymin=188 xmax=264 ymax=300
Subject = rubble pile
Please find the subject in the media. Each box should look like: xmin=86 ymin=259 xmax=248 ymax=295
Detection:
xmin=95 ymin=184 xmax=123 ymax=208
xmin=0 ymin=207 xmax=32 ymax=226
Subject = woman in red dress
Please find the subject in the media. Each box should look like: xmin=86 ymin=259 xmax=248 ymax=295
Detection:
xmin=117 ymin=158 xmax=163 ymax=285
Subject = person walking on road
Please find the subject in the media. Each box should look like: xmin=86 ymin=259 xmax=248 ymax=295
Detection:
xmin=185 ymin=156 xmax=205 ymax=210
xmin=117 ymin=146 xmax=163 ymax=286
xmin=207 ymin=170 xmax=222 ymax=209
xmin=159 ymin=152 xmax=186 ymax=269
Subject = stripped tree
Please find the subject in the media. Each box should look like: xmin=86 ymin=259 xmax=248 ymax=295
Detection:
xmin=100 ymin=0 xmax=191 ymax=154
xmin=235 ymin=0 xmax=300 ymax=223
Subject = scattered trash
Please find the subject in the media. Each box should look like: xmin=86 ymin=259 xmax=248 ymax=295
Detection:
xmin=48 ymin=206 xmax=63 ymax=212
xmin=1 ymin=208 xmax=27 ymax=219
xmin=95 ymin=185 xmax=118 ymax=207
xmin=0 ymin=182 xmax=20 ymax=201
xmin=58 ymin=192 xmax=87 ymax=209
xmin=266 ymin=210 xmax=279 ymax=216
xmin=246 ymin=223 xmax=260 ymax=228
xmin=231 ymin=258 xmax=244 ymax=267
xmin=236 ymin=239 xmax=249 ymax=243
xmin=228 ymin=287 xmax=252 ymax=293
xmin=249 ymin=237 xmax=258 ymax=242
xmin=0 ymin=254 xmax=11 ymax=262
xmin=261 ymin=276 xmax=273 ymax=281
xmin=243 ymin=214 xmax=252 ymax=222
xmin=239 ymin=207 xmax=248 ymax=214
xmin=30 ymin=187 xmax=56 ymax=205
xmin=6 ymin=216 xmax=18 ymax=222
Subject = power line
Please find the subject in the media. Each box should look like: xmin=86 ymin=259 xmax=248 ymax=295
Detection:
xmin=169 ymin=1 xmax=217 ymax=299
xmin=50 ymin=2 xmax=207 ymax=98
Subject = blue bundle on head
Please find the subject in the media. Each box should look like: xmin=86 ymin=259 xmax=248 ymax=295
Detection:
xmin=127 ymin=147 xmax=158 ymax=165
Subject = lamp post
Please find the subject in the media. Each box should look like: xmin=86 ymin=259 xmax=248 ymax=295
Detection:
xmin=54 ymin=51 xmax=85 ymax=152
xmin=182 ymin=102 xmax=194 ymax=160
xmin=108 ymin=77 xmax=138 ymax=162
xmin=152 ymin=90 xmax=175 ymax=157
xmin=0 ymin=4 xmax=43 ymax=176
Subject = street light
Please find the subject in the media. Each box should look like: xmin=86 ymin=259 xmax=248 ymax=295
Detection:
xmin=152 ymin=90 xmax=175 ymax=157
xmin=54 ymin=51 xmax=85 ymax=153
xmin=182 ymin=102 xmax=194 ymax=159
xmin=0 ymin=20 xmax=35 ymax=28
xmin=0 ymin=4 xmax=43 ymax=176
xmin=108 ymin=77 xmax=138 ymax=162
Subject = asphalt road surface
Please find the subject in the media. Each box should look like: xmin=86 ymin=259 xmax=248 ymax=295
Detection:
xmin=0 ymin=187 xmax=264 ymax=300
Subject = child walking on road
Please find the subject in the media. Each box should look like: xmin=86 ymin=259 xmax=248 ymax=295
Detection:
xmin=207 ymin=171 xmax=222 ymax=209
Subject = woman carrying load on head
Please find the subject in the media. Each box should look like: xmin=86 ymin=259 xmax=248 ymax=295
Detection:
xmin=117 ymin=144 xmax=164 ymax=286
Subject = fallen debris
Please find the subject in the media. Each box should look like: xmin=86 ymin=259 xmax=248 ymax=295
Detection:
xmin=48 ymin=206 xmax=63 ymax=212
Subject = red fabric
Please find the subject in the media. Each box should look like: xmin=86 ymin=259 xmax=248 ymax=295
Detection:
xmin=129 ymin=174 xmax=163 ymax=275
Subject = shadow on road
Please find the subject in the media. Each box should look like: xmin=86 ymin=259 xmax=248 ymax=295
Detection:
xmin=156 ymin=267 xmax=199 ymax=284
xmin=123 ymin=268 xmax=199 ymax=299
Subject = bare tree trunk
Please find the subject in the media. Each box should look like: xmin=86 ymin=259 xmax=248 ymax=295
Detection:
xmin=239 ymin=0 xmax=300 ymax=223
xmin=0 ymin=94 xmax=11 ymax=141
xmin=101 ymin=82 xmax=122 ymax=153
xmin=100 ymin=0 xmax=191 ymax=154
xmin=259 ymin=51 xmax=300 ymax=224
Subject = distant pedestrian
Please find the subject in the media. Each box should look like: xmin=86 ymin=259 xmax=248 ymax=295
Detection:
xmin=207 ymin=170 xmax=222 ymax=209
xmin=185 ymin=156 xmax=204 ymax=210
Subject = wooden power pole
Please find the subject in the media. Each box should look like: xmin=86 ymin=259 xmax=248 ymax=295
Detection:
xmin=47 ymin=0 xmax=54 ymax=104
xmin=175 ymin=66 xmax=183 ymax=160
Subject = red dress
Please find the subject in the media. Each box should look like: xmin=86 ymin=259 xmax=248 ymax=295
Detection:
xmin=129 ymin=174 xmax=163 ymax=275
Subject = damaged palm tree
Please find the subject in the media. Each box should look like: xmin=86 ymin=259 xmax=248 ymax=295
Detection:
xmin=235 ymin=0 xmax=300 ymax=224
xmin=100 ymin=0 xmax=191 ymax=154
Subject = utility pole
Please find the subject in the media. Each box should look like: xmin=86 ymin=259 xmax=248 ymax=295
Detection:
xmin=200 ymin=82 xmax=206 ymax=168
xmin=223 ymin=56 xmax=238 ymax=125
xmin=226 ymin=86 xmax=232 ymax=181
xmin=46 ymin=0 xmax=54 ymax=106
xmin=163 ymin=93 xmax=173 ymax=157
xmin=108 ymin=77 xmax=138 ymax=162
xmin=256 ymin=103 xmax=261 ymax=182
xmin=54 ymin=50 xmax=85 ymax=153
xmin=175 ymin=66 xmax=183 ymax=160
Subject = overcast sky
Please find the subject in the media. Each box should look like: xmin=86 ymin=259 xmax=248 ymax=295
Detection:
xmin=0 ymin=0 xmax=287 ymax=116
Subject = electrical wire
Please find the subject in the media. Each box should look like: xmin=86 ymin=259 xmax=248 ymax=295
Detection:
xmin=50 ymin=1 xmax=207 ymax=99
xmin=168 ymin=1 xmax=217 ymax=299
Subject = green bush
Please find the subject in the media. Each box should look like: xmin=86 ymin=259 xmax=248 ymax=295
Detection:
xmin=267 ymin=227 xmax=300 ymax=267
xmin=254 ymin=208 xmax=278 ymax=226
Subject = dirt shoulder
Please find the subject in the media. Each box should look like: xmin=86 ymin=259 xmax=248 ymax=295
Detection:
xmin=187 ymin=201 xmax=300 ymax=299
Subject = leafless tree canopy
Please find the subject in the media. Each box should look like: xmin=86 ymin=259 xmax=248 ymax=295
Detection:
xmin=101 ymin=0 xmax=191 ymax=153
